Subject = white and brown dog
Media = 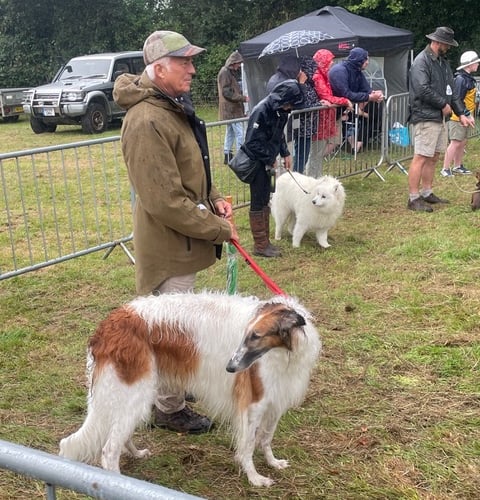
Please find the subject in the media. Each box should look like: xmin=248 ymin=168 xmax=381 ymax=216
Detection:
xmin=59 ymin=291 xmax=321 ymax=487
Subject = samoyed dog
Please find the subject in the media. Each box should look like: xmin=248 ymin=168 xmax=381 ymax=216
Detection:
xmin=271 ymin=172 xmax=345 ymax=248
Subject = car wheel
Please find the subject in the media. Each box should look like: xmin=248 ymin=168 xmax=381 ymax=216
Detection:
xmin=45 ymin=123 xmax=57 ymax=133
xmin=81 ymin=103 xmax=107 ymax=134
xmin=30 ymin=116 xmax=52 ymax=134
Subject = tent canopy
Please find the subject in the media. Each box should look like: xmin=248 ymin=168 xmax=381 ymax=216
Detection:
xmin=239 ymin=6 xmax=414 ymax=106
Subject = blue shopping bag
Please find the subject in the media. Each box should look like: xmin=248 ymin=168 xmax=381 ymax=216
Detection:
xmin=388 ymin=123 xmax=410 ymax=147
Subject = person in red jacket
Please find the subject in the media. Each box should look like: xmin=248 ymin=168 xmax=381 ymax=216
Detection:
xmin=305 ymin=49 xmax=352 ymax=177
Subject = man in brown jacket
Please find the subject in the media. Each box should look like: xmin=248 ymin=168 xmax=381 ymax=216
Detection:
xmin=217 ymin=50 xmax=248 ymax=164
xmin=114 ymin=30 xmax=237 ymax=434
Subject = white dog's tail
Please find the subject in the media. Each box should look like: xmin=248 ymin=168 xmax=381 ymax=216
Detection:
xmin=59 ymin=352 xmax=110 ymax=464
xmin=59 ymin=406 xmax=109 ymax=464
xmin=59 ymin=352 xmax=156 ymax=467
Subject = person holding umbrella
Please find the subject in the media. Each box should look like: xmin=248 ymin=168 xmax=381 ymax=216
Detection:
xmin=266 ymin=55 xmax=307 ymax=93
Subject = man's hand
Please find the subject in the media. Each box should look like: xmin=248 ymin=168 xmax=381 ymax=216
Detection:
xmin=442 ymin=103 xmax=452 ymax=117
xmin=214 ymin=199 xmax=232 ymax=219
xmin=215 ymin=199 xmax=238 ymax=241
xmin=460 ymin=114 xmax=475 ymax=128
xmin=369 ymin=90 xmax=384 ymax=102
xmin=228 ymin=220 xmax=239 ymax=241
xmin=297 ymin=70 xmax=307 ymax=84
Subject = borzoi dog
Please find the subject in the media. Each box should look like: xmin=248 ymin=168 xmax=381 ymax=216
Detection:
xmin=59 ymin=291 xmax=321 ymax=487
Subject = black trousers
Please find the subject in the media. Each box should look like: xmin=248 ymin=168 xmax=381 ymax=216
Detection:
xmin=249 ymin=162 xmax=272 ymax=211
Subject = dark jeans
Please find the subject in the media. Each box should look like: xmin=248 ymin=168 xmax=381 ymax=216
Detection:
xmin=249 ymin=162 xmax=271 ymax=211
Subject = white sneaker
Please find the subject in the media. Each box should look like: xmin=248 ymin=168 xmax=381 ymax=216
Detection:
xmin=440 ymin=168 xmax=453 ymax=177
xmin=452 ymin=165 xmax=471 ymax=175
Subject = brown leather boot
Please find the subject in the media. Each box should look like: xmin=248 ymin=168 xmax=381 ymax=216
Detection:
xmin=263 ymin=206 xmax=282 ymax=256
xmin=249 ymin=210 xmax=281 ymax=258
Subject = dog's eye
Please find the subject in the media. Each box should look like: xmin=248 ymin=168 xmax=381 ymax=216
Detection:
xmin=249 ymin=331 xmax=260 ymax=340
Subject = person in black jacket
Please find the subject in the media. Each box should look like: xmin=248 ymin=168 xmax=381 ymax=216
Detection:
xmin=407 ymin=27 xmax=475 ymax=212
xmin=242 ymin=79 xmax=304 ymax=257
xmin=266 ymin=55 xmax=305 ymax=93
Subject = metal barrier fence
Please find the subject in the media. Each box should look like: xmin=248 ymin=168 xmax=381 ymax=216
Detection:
xmin=287 ymin=101 xmax=386 ymax=180
xmin=0 ymin=440 xmax=202 ymax=500
xmin=384 ymin=92 xmax=414 ymax=174
xmin=0 ymin=137 xmax=135 ymax=280
xmin=2 ymin=100 xmax=479 ymax=282
xmin=383 ymin=92 xmax=480 ymax=175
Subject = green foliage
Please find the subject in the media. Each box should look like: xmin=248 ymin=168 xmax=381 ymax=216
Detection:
xmin=2 ymin=0 xmax=479 ymax=89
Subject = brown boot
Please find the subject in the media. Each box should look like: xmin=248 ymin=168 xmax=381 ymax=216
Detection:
xmin=263 ymin=206 xmax=282 ymax=256
xmin=249 ymin=210 xmax=281 ymax=258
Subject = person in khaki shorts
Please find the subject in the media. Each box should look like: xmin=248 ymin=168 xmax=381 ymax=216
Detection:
xmin=407 ymin=27 xmax=475 ymax=212
xmin=441 ymin=51 xmax=480 ymax=177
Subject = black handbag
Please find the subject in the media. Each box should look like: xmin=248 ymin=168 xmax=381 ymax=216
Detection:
xmin=228 ymin=146 xmax=257 ymax=184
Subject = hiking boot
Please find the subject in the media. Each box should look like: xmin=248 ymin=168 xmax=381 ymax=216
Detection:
xmin=407 ymin=198 xmax=433 ymax=212
xmin=152 ymin=406 xmax=213 ymax=434
xmin=421 ymin=193 xmax=449 ymax=204
xmin=452 ymin=164 xmax=471 ymax=175
xmin=440 ymin=168 xmax=453 ymax=177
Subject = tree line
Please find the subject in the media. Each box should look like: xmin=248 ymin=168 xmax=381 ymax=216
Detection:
xmin=1 ymin=0 xmax=478 ymax=94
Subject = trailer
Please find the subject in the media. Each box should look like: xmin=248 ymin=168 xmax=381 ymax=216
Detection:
xmin=0 ymin=87 xmax=29 ymax=122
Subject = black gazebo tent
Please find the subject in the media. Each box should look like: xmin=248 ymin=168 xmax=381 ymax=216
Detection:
xmin=239 ymin=6 xmax=414 ymax=106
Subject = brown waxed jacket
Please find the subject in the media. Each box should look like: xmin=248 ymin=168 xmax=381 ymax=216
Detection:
xmin=217 ymin=51 xmax=246 ymax=120
xmin=114 ymin=72 xmax=231 ymax=295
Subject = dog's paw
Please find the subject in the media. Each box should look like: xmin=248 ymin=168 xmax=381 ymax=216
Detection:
xmin=269 ymin=458 xmax=289 ymax=470
xmin=133 ymin=448 xmax=152 ymax=459
xmin=248 ymin=473 xmax=275 ymax=487
xmin=319 ymin=242 xmax=331 ymax=248
xmin=128 ymin=448 xmax=152 ymax=458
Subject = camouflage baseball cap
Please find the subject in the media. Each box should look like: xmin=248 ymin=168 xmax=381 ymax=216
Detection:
xmin=143 ymin=30 xmax=206 ymax=64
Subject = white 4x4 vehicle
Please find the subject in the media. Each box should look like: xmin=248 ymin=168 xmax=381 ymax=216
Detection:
xmin=23 ymin=51 xmax=144 ymax=134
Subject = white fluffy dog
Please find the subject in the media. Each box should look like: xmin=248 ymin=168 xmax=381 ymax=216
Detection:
xmin=271 ymin=172 xmax=345 ymax=248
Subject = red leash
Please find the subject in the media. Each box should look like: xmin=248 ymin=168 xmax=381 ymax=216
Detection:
xmin=229 ymin=239 xmax=288 ymax=296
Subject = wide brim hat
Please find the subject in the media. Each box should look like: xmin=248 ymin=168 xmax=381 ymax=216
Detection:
xmin=457 ymin=51 xmax=480 ymax=70
xmin=426 ymin=27 xmax=458 ymax=47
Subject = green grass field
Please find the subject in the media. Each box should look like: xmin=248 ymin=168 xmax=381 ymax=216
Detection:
xmin=1 ymin=116 xmax=480 ymax=499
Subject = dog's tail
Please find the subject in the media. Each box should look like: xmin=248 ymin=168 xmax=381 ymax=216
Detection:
xmin=59 ymin=408 xmax=108 ymax=464
xmin=59 ymin=350 xmax=157 ymax=466
xmin=59 ymin=351 xmax=109 ymax=463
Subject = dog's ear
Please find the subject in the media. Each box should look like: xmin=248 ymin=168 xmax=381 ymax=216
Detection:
xmin=279 ymin=308 xmax=306 ymax=350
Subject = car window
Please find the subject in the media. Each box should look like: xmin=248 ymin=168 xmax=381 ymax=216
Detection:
xmin=132 ymin=58 xmax=146 ymax=75
xmin=58 ymin=59 xmax=110 ymax=81
xmin=114 ymin=61 xmax=130 ymax=74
